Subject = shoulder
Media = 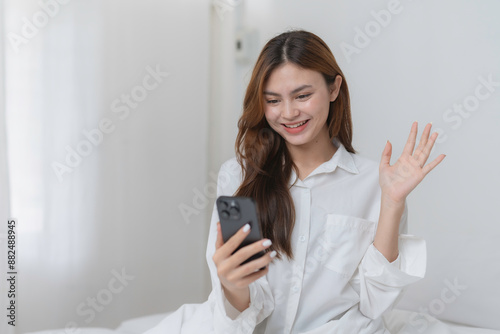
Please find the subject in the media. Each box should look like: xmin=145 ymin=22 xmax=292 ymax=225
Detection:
xmin=216 ymin=157 xmax=243 ymax=196
xmin=334 ymin=139 xmax=378 ymax=180
xmin=351 ymin=152 xmax=379 ymax=176
xmin=218 ymin=157 xmax=241 ymax=181
xmin=219 ymin=157 xmax=239 ymax=172
xmin=347 ymin=150 xmax=380 ymax=190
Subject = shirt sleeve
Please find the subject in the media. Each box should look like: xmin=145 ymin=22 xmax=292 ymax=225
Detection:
xmin=357 ymin=200 xmax=427 ymax=319
xmin=206 ymin=159 xmax=274 ymax=333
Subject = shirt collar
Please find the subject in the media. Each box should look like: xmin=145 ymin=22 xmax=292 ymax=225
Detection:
xmin=322 ymin=137 xmax=359 ymax=175
xmin=289 ymin=137 xmax=359 ymax=186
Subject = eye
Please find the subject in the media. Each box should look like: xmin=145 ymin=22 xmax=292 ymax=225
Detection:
xmin=266 ymin=99 xmax=279 ymax=104
xmin=297 ymin=93 xmax=312 ymax=100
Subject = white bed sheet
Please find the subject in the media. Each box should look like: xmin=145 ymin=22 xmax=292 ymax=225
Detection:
xmin=24 ymin=309 xmax=500 ymax=334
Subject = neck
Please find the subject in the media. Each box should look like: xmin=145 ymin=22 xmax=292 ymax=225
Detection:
xmin=286 ymin=126 xmax=338 ymax=180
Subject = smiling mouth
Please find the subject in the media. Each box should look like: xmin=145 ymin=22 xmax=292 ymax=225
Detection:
xmin=283 ymin=120 xmax=309 ymax=128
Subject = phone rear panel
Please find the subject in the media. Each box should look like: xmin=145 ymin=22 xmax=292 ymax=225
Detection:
xmin=216 ymin=196 xmax=265 ymax=263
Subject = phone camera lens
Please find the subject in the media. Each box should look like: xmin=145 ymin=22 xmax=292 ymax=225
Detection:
xmin=229 ymin=206 xmax=240 ymax=218
xmin=221 ymin=210 xmax=230 ymax=219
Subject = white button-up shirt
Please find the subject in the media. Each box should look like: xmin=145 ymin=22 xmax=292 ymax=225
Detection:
xmin=206 ymin=138 xmax=426 ymax=334
xmin=144 ymin=139 xmax=427 ymax=334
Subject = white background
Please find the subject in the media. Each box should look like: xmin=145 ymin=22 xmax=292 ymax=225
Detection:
xmin=3 ymin=0 xmax=210 ymax=333
xmin=0 ymin=0 xmax=499 ymax=333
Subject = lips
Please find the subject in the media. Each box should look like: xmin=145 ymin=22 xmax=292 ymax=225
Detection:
xmin=281 ymin=119 xmax=310 ymax=134
xmin=283 ymin=120 xmax=309 ymax=128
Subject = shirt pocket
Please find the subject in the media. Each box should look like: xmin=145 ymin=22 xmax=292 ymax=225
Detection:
xmin=319 ymin=214 xmax=376 ymax=278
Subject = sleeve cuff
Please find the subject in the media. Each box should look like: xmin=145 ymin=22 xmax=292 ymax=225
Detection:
xmin=213 ymin=281 xmax=265 ymax=331
xmin=223 ymin=294 xmax=242 ymax=320
xmin=358 ymin=235 xmax=426 ymax=319
xmin=221 ymin=286 xmax=262 ymax=320
xmin=362 ymin=234 xmax=426 ymax=287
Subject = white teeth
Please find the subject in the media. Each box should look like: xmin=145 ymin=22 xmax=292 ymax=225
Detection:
xmin=284 ymin=120 xmax=307 ymax=128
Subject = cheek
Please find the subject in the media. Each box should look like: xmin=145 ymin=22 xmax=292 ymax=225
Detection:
xmin=264 ymin=108 xmax=278 ymax=124
xmin=310 ymin=100 xmax=330 ymax=121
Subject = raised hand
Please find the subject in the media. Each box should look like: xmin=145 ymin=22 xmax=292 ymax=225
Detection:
xmin=379 ymin=122 xmax=446 ymax=206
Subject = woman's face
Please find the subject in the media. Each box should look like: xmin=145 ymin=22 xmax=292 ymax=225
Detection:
xmin=263 ymin=62 xmax=342 ymax=149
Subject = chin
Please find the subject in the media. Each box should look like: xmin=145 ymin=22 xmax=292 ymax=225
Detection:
xmin=280 ymin=134 xmax=310 ymax=147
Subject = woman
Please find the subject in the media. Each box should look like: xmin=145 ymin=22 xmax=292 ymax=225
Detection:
xmin=146 ymin=29 xmax=445 ymax=334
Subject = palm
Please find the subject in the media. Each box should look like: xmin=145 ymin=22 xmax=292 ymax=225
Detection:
xmin=379 ymin=122 xmax=446 ymax=204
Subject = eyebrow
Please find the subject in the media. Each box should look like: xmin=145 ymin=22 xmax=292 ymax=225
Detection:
xmin=263 ymin=84 xmax=313 ymax=97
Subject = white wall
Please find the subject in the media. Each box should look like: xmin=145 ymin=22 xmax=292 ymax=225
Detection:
xmin=4 ymin=0 xmax=211 ymax=332
xmin=90 ymin=0 xmax=211 ymax=325
xmin=212 ymin=0 xmax=500 ymax=329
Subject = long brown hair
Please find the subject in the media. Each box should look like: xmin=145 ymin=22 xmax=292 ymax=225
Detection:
xmin=235 ymin=30 xmax=355 ymax=259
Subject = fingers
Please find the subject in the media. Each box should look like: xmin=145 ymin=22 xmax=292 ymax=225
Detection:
xmin=417 ymin=131 xmax=438 ymax=167
xmin=215 ymin=236 xmax=276 ymax=291
xmin=213 ymin=223 xmax=251 ymax=264
xmin=232 ymin=238 xmax=274 ymax=267
xmin=223 ymin=223 xmax=251 ymax=254
xmin=380 ymin=140 xmax=392 ymax=168
xmin=414 ymin=123 xmax=432 ymax=161
xmin=404 ymin=122 xmax=444 ymax=172
xmin=423 ymin=153 xmax=446 ymax=175
xmin=414 ymin=123 xmax=433 ymax=167
xmin=215 ymin=222 xmax=223 ymax=250
xmin=234 ymin=266 xmax=270 ymax=289
xmin=215 ymin=235 xmax=274 ymax=273
xmin=226 ymin=250 xmax=276 ymax=288
xmin=402 ymin=121 xmax=418 ymax=156
xmin=233 ymin=253 xmax=276 ymax=285
xmin=233 ymin=250 xmax=277 ymax=278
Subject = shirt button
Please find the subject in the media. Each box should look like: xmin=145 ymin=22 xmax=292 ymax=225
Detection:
xmin=299 ymin=235 xmax=306 ymax=242
xmin=292 ymin=286 xmax=299 ymax=292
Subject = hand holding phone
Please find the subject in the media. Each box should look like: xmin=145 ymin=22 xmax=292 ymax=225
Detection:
xmin=212 ymin=196 xmax=277 ymax=312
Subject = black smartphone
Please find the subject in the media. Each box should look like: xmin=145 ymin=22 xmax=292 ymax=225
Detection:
xmin=216 ymin=196 xmax=266 ymax=265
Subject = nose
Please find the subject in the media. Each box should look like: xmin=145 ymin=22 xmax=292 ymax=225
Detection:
xmin=281 ymin=101 xmax=300 ymax=120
